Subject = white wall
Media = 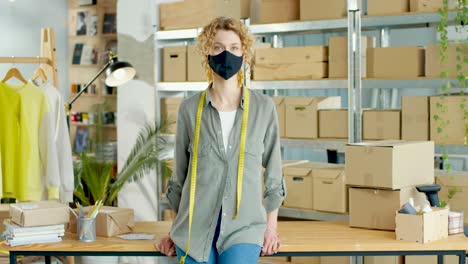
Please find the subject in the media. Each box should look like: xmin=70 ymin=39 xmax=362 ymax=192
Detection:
xmin=0 ymin=0 xmax=69 ymax=96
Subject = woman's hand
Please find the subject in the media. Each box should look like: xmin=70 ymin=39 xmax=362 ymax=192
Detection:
xmin=156 ymin=235 xmax=176 ymax=257
xmin=261 ymin=227 xmax=281 ymax=256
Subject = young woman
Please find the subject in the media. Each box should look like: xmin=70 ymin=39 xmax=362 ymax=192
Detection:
xmin=157 ymin=16 xmax=286 ymax=264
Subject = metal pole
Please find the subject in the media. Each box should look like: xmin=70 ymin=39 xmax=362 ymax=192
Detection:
xmin=272 ymin=34 xmax=283 ymax=97
xmin=348 ymin=0 xmax=362 ymax=143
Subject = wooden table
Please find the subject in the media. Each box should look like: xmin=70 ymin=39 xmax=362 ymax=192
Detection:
xmin=3 ymin=221 xmax=467 ymax=264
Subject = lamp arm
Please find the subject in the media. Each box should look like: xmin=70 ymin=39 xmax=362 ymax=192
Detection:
xmin=67 ymin=60 xmax=113 ymax=112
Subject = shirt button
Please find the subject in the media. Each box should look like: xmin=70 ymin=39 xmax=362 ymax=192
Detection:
xmin=223 ymin=213 xmax=226 ymax=217
xmin=223 ymin=196 xmax=227 ymax=200
xmin=229 ymin=145 xmax=232 ymax=149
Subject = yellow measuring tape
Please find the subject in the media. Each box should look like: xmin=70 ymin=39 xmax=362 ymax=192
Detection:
xmin=181 ymin=88 xmax=250 ymax=264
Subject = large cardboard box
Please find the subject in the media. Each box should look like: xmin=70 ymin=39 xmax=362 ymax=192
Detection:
xmin=0 ymin=205 xmax=9 ymax=233
xmin=365 ymin=256 xmax=404 ymax=264
xmin=367 ymin=47 xmax=424 ymax=78
xmin=187 ymin=46 xmax=205 ymax=82
xmin=367 ymin=0 xmax=409 ymax=15
xmin=349 ymin=187 xmax=429 ymax=230
xmin=426 ymin=44 xmax=466 ymax=78
xmin=313 ymin=165 xmax=347 ymax=213
xmin=161 ymin=97 xmax=184 ymax=134
xmin=159 ymin=0 xmax=241 ymax=30
xmin=345 ymin=141 xmax=434 ymax=189
xmin=255 ymin=46 xmax=328 ymax=65
xmin=285 ymin=97 xmax=341 ymax=139
xmin=69 ymin=206 xmax=135 ymax=237
xmin=318 ymin=109 xmax=348 ymax=139
xmin=260 ymin=256 xmax=290 ymax=263
xmin=406 ymin=256 xmax=468 ymax=264
xmin=254 ymin=63 xmax=328 ymax=80
xmin=241 ymin=0 xmax=251 ymax=18
xmin=430 ymin=96 xmax=468 ymax=145
xmin=300 ymin=0 xmax=348 ymax=21
xmin=396 ymin=207 xmax=449 ymax=243
xmin=163 ymin=46 xmax=187 ymax=82
xmin=436 ymin=170 xmax=468 ymax=224
xmin=321 ymin=257 xmax=350 ymax=264
xmin=402 ymin=96 xmax=429 ymax=141
xmin=272 ymin=97 xmax=286 ymax=138
xmin=328 ymin=36 xmax=376 ymax=78
xmin=10 ymin=201 xmax=69 ymax=227
xmin=291 ymin=256 xmax=320 ymax=264
xmin=362 ymin=110 xmax=401 ymax=140
xmin=250 ymin=0 xmax=299 ymax=24
xmin=410 ymin=0 xmax=443 ymax=12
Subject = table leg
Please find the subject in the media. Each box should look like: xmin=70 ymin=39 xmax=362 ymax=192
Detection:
xmin=438 ymin=255 xmax=443 ymax=264
xmin=9 ymin=252 xmax=15 ymax=264
xmin=460 ymin=252 xmax=466 ymax=264
xmin=45 ymin=256 xmax=51 ymax=264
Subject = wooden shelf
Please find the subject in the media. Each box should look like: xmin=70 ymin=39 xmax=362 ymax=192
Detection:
xmin=70 ymin=122 xmax=116 ymax=128
xmin=69 ymin=94 xmax=117 ymax=99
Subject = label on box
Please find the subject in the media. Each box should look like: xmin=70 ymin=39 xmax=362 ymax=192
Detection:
xmin=21 ymin=204 xmax=40 ymax=210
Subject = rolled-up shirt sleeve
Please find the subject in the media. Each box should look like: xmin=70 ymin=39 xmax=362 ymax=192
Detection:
xmin=166 ymin=101 xmax=190 ymax=213
xmin=262 ymin=99 xmax=286 ymax=213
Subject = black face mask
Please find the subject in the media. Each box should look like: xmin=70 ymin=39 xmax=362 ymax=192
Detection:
xmin=208 ymin=50 xmax=243 ymax=80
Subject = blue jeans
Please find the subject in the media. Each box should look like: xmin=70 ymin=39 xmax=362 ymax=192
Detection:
xmin=175 ymin=209 xmax=261 ymax=264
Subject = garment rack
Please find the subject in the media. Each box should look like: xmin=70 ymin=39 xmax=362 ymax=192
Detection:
xmin=0 ymin=28 xmax=58 ymax=87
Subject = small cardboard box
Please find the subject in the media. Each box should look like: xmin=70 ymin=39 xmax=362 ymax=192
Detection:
xmin=365 ymin=256 xmax=404 ymax=264
xmin=163 ymin=46 xmax=187 ymax=82
xmin=410 ymin=0 xmax=443 ymax=12
xmin=250 ymin=0 xmax=299 ymax=24
xmin=159 ymin=0 xmax=241 ymax=30
xmin=10 ymin=201 xmax=69 ymax=227
xmin=272 ymin=97 xmax=286 ymax=138
xmin=426 ymin=44 xmax=466 ymax=78
xmin=349 ymin=187 xmax=429 ymax=230
xmin=430 ymin=96 xmax=468 ymax=145
xmin=318 ymin=109 xmax=348 ymax=139
xmin=328 ymin=36 xmax=376 ymax=78
xmin=367 ymin=46 xmax=424 ymax=78
xmin=255 ymin=46 xmax=328 ymax=65
xmin=321 ymin=257 xmax=350 ymax=264
xmin=285 ymin=97 xmax=341 ymax=139
xmin=0 ymin=205 xmax=9 ymax=233
xmin=396 ymin=207 xmax=449 ymax=243
xmin=187 ymin=46 xmax=205 ymax=82
xmin=69 ymin=206 xmax=135 ymax=237
xmin=300 ymin=0 xmax=350 ymax=21
xmin=291 ymin=256 xmax=320 ymax=264
xmin=367 ymin=0 xmax=409 ymax=16
xmin=345 ymin=140 xmax=434 ymax=189
xmin=362 ymin=110 xmax=401 ymax=140
xmin=254 ymin=63 xmax=328 ymax=80
xmin=402 ymin=96 xmax=429 ymax=141
xmin=161 ymin=97 xmax=184 ymax=134
xmin=436 ymin=170 xmax=468 ymax=224
xmin=260 ymin=256 xmax=290 ymax=263
xmin=313 ymin=165 xmax=347 ymax=213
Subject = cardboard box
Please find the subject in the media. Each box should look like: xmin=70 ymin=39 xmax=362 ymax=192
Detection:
xmin=260 ymin=256 xmax=290 ymax=263
xmin=161 ymin=97 xmax=184 ymax=134
xmin=328 ymin=36 xmax=376 ymax=78
xmin=291 ymin=256 xmax=320 ymax=264
xmin=426 ymin=44 xmax=466 ymax=78
xmin=159 ymin=0 xmax=241 ymax=30
xmin=187 ymin=46 xmax=205 ymax=82
xmin=300 ymin=0 xmax=347 ymax=21
xmin=241 ymin=0 xmax=251 ymax=18
xmin=402 ymin=96 xmax=429 ymax=141
xmin=362 ymin=110 xmax=401 ymax=140
xmin=436 ymin=170 xmax=468 ymax=224
xmin=250 ymin=0 xmax=299 ymax=24
xmin=367 ymin=0 xmax=409 ymax=15
xmin=254 ymin=63 xmax=328 ymax=80
xmin=319 ymin=109 xmax=348 ymax=139
xmin=69 ymin=206 xmax=135 ymax=237
xmin=256 ymin=46 xmax=328 ymax=65
xmin=345 ymin=141 xmax=434 ymax=189
xmin=0 ymin=205 xmax=9 ymax=233
xmin=430 ymin=96 xmax=468 ymax=145
xmin=313 ymin=165 xmax=347 ymax=213
xmin=285 ymin=97 xmax=341 ymax=139
xmin=349 ymin=187 xmax=429 ymax=230
xmin=365 ymin=256 xmax=404 ymax=264
xmin=272 ymin=97 xmax=285 ymax=138
xmin=367 ymin=47 xmax=424 ymax=78
xmin=10 ymin=201 xmax=69 ymax=227
xmin=396 ymin=207 xmax=449 ymax=243
xmin=410 ymin=0 xmax=443 ymax=12
xmin=163 ymin=46 xmax=187 ymax=82
xmin=406 ymin=256 xmax=468 ymax=264
xmin=321 ymin=257 xmax=350 ymax=264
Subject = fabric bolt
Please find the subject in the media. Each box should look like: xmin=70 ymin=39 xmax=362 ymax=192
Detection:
xmin=5 ymin=81 xmax=60 ymax=201
xmin=39 ymin=82 xmax=74 ymax=202
xmin=0 ymin=84 xmax=22 ymax=198
xmin=167 ymin=84 xmax=285 ymax=262
xmin=218 ymin=110 xmax=237 ymax=154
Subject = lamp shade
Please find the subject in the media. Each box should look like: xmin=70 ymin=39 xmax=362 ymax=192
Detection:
xmin=105 ymin=61 xmax=136 ymax=87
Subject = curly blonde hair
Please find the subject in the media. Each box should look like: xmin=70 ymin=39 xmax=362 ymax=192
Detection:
xmin=196 ymin=17 xmax=254 ymax=87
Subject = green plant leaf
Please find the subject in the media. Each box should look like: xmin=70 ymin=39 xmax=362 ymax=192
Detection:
xmin=434 ymin=114 xmax=440 ymax=121
xmin=438 ymin=127 xmax=443 ymax=133
xmin=440 ymin=200 xmax=448 ymax=208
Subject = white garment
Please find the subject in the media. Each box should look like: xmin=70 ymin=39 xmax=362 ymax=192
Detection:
xmin=39 ymin=82 xmax=74 ymax=202
xmin=218 ymin=110 xmax=237 ymax=154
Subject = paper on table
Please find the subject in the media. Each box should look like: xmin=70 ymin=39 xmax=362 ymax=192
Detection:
xmin=118 ymin=234 xmax=155 ymax=240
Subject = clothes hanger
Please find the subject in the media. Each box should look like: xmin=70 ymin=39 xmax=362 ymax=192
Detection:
xmin=1 ymin=57 xmax=28 ymax=84
xmin=31 ymin=57 xmax=48 ymax=85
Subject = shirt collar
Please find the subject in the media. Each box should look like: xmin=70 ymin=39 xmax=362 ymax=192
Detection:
xmin=204 ymin=82 xmax=245 ymax=110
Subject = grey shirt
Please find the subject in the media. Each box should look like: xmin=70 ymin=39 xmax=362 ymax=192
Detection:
xmin=166 ymin=85 xmax=286 ymax=262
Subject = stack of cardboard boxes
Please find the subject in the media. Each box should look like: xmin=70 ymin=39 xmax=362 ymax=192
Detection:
xmin=163 ymin=46 xmax=205 ymax=82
